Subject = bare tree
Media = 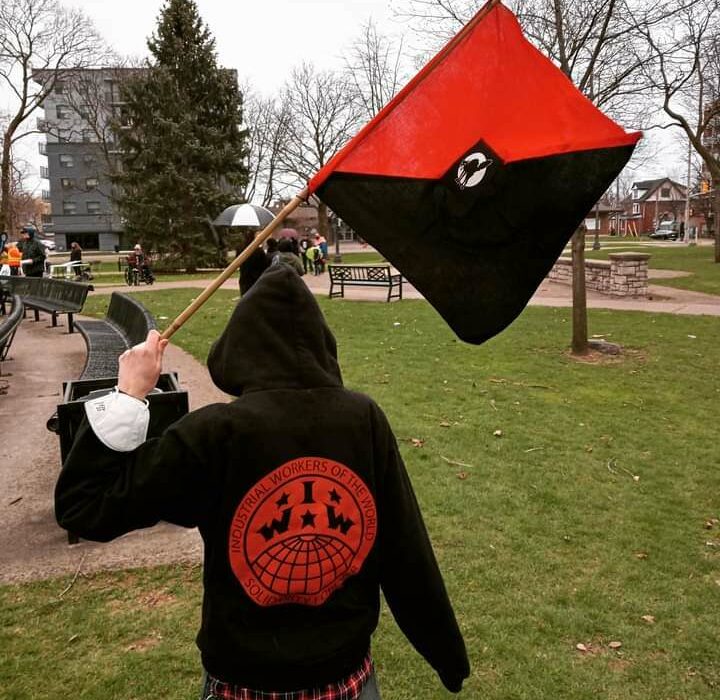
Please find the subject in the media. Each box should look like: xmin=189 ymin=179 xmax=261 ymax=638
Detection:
xmin=277 ymin=63 xmax=361 ymax=239
xmin=395 ymin=0 xmax=699 ymax=354
xmin=0 ymin=0 xmax=109 ymax=236
xmin=241 ymin=84 xmax=291 ymax=207
xmin=639 ymin=0 xmax=720 ymax=262
xmin=344 ymin=20 xmax=407 ymax=120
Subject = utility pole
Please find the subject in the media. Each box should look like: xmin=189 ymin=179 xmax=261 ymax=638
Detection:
xmin=685 ymin=136 xmax=695 ymax=246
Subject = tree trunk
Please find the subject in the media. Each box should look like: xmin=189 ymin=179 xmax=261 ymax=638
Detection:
xmin=713 ymin=175 xmax=720 ymax=264
xmin=571 ymin=226 xmax=589 ymax=355
xmin=317 ymin=201 xmax=330 ymax=242
xmin=1 ymin=131 xmax=13 ymax=236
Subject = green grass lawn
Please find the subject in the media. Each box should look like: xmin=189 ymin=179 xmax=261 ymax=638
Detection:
xmin=577 ymin=242 xmax=720 ymax=296
xmin=3 ymin=293 xmax=719 ymax=699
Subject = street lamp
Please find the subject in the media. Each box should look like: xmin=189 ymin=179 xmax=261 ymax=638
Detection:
xmin=332 ymin=215 xmax=342 ymax=263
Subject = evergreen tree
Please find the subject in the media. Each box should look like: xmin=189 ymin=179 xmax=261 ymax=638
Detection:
xmin=113 ymin=0 xmax=247 ymax=270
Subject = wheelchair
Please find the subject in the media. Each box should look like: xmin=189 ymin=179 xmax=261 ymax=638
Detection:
xmin=124 ymin=256 xmax=155 ymax=286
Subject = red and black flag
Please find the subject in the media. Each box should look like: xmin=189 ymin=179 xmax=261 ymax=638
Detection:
xmin=308 ymin=0 xmax=641 ymax=345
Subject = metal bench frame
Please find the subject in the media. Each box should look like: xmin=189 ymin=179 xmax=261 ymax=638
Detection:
xmin=328 ymin=264 xmax=403 ymax=302
xmin=0 ymin=294 xmax=24 ymax=372
xmin=2 ymin=276 xmax=93 ymax=333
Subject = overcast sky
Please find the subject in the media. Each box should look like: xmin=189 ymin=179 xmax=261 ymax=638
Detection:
xmin=71 ymin=0 xmax=399 ymax=93
xmin=7 ymin=0 xmax=688 ymax=194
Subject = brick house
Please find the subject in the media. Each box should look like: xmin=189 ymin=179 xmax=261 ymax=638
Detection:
xmin=621 ymin=178 xmax=687 ymax=235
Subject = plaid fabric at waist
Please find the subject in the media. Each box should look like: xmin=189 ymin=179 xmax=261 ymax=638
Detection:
xmin=203 ymin=652 xmax=373 ymax=700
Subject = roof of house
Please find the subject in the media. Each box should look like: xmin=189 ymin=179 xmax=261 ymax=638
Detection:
xmin=632 ymin=178 xmax=687 ymax=201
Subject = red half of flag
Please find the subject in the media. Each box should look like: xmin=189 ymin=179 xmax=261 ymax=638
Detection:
xmin=308 ymin=0 xmax=641 ymax=345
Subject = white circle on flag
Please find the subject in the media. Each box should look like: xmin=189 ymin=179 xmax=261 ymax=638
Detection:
xmin=456 ymin=152 xmax=493 ymax=189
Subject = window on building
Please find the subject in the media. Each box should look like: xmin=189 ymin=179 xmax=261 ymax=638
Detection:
xmin=54 ymin=82 xmax=65 ymax=94
xmin=86 ymin=201 xmax=102 ymax=215
xmin=57 ymin=128 xmax=71 ymax=142
xmin=56 ymin=104 xmax=71 ymax=119
xmin=81 ymin=129 xmax=94 ymax=143
xmin=79 ymin=104 xmax=91 ymax=120
xmin=41 ymin=214 xmax=53 ymax=225
xmin=62 ymin=201 xmax=77 ymax=215
xmin=660 ymin=187 xmax=671 ymax=198
xmin=632 ymin=203 xmax=640 ymax=214
xmin=60 ymin=177 xmax=76 ymax=189
xmin=83 ymin=154 xmax=97 ymax=167
xmin=59 ymin=154 xmax=74 ymax=168
xmin=85 ymin=177 xmax=99 ymax=189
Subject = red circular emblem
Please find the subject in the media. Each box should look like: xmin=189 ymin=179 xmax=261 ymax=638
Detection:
xmin=229 ymin=457 xmax=377 ymax=606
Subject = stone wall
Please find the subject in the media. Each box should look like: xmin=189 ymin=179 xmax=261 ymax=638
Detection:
xmin=547 ymin=252 xmax=650 ymax=297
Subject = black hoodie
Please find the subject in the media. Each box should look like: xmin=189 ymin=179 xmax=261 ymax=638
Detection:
xmin=55 ymin=264 xmax=469 ymax=693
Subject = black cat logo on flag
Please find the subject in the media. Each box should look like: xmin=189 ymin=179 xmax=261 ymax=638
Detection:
xmin=308 ymin=0 xmax=641 ymax=344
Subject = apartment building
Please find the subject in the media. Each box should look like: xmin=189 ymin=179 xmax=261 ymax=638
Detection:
xmin=33 ymin=68 xmax=134 ymax=251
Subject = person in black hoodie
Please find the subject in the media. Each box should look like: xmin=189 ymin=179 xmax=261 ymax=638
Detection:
xmin=55 ymin=264 xmax=469 ymax=699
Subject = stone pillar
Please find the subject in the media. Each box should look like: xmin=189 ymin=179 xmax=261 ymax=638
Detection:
xmin=608 ymin=252 xmax=651 ymax=297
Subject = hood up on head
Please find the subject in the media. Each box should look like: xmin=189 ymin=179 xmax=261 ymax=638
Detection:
xmin=207 ymin=264 xmax=343 ymax=396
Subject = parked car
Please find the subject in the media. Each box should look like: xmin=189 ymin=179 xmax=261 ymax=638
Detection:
xmin=39 ymin=238 xmax=56 ymax=251
xmin=650 ymin=222 xmax=679 ymax=240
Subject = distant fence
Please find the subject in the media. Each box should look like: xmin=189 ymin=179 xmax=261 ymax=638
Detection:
xmin=548 ymin=252 xmax=650 ymax=297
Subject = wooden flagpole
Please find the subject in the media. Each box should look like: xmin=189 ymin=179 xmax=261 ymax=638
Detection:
xmin=161 ymin=187 xmax=309 ymax=340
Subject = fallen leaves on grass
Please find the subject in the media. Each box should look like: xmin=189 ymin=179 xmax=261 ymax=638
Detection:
xmin=641 ymin=614 xmax=656 ymax=624
xmin=607 ymin=458 xmax=640 ymax=481
xmin=441 ymin=456 xmax=474 ymax=469
xmin=493 ymin=429 xmax=503 ymax=437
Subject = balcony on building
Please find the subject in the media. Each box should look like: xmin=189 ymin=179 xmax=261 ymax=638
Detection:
xmin=38 ymin=142 xmax=47 ymax=155
xmin=41 ymin=189 xmax=51 ymax=202
xmin=40 ymin=165 xmax=49 ymax=179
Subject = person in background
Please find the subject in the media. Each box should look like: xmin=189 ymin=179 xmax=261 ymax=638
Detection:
xmin=273 ymin=237 xmax=304 ymax=276
xmin=70 ymin=241 xmax=83 ymax=263
xmin=133 ymin=243 xmax=155 ymax=283
xmin=54 ymin=264 xmax=470 ymax=700
xmin=306 ymin=241 xmax=322 ymax=276
xmin=298 ymin=232 xmax=311 ymax=274
xmin=17 ymin=225 xmax=46 ymax=278
xmin=0 ymin=246 xmax=10 ymax=276
xmin=237 ymin=230 xmax=269 ymax=295
xmin=314 ymin=232 xmax=328 ymax=273
xmin=7 ymin=243 xmax=22 ymax=276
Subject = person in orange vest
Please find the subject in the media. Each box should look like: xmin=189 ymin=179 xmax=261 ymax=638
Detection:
xmin=7 ymin=243 xmax=22 ymax=276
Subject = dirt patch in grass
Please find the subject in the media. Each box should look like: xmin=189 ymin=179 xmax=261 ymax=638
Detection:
xmin=565 ymin=347 xmax=647 ymax=365
xmin=124 ymin=633 xmax=162 ymax=653
xmin=137 ymin=589 xmax=177 ymax=608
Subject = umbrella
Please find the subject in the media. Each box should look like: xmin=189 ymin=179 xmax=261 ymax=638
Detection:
xmin=213 ymin=203 xmax=274 ymax=228
xmin=279 ymin=228 xmax=299 ymax=238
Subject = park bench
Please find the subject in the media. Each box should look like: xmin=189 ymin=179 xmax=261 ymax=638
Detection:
xmin=0 ymin=294 xmax=24 ymax=374
xmin=74 ymin=291 xmax=157 ymax=380
xmin=328 ymin=264 xmax=403 ymax=302
xmin=2 ymin=276 xmax=93 ymax=333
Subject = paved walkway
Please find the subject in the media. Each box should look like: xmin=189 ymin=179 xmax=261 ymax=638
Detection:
xmin=93 ymin=268 xmax=720 ymax=317
xmin=1 ymin=258 xmax=718 ymax=584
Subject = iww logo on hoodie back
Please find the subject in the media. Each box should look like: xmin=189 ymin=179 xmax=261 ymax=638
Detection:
xmin=228 ymin=457 xmax=377 ymax=606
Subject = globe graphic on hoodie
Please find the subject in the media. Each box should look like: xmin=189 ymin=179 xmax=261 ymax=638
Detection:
xmin=229 ymin=458 xmax=377 ymax=607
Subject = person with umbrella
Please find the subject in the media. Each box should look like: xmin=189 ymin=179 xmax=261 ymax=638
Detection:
xmin=212 ymin=203 xmax=276 ymax=295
